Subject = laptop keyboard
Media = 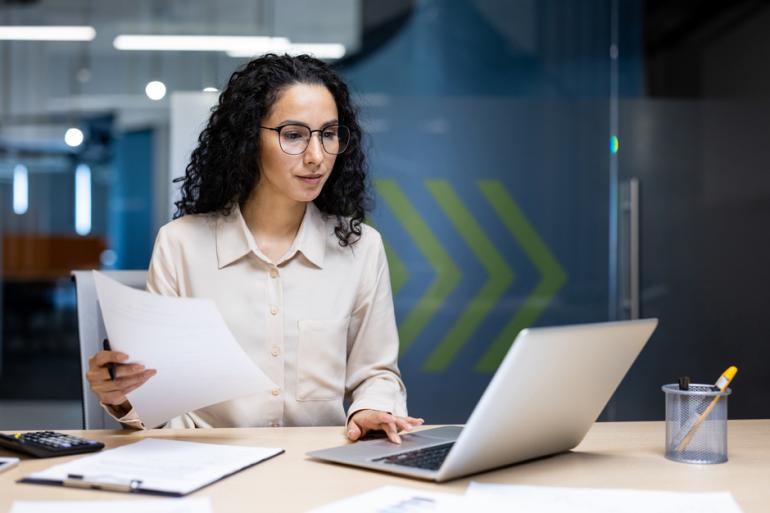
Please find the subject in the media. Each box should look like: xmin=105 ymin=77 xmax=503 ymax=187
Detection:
xmin=372 ymin=442 xmax=455 ymax=471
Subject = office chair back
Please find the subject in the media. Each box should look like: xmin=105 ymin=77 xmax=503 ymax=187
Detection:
xmin=71 ymin=270 xmax=147 ymax=429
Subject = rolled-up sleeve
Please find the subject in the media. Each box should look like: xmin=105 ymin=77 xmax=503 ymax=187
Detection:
xmin=345 ymin=232 xmax=407 ymax=421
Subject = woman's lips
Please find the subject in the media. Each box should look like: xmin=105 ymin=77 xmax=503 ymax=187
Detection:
xmin=297 ymin=174 xmax=322 ymax=184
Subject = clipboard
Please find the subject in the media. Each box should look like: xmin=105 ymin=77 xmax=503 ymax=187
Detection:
xmin=18 ymin=438 xmax=284 ymax=497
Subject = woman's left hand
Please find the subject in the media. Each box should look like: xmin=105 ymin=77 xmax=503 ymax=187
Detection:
xmin=347 ymin=410 xmax=424 ymax=444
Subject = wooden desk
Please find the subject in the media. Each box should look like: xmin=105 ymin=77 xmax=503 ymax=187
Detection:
xmin=1 ymin=420 xmax=768 ymax=512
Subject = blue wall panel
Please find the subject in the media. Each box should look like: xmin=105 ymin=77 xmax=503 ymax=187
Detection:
xmin=111 ymin=129 xmax=154 ymax=270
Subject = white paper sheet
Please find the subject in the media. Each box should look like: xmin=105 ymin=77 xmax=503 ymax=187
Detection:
xmin=463 ymin=482 xmax=745 ymax=513
xmin=93 ymin=271 xmax=275 ymax=428
xmin=9 ymin=497 xmax=212 ymax=513
xmin=307 ymin=486 xmax=464 ymax=513
xmin=24 ymin=438 xmax=283 ymax=496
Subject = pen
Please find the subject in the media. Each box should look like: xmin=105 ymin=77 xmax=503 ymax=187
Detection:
xmin=675 ymin=365 xmax=738 ymax=452
xmin=64 ymin=473 xmax=143 ymax=492
xmin=102 ymin=339 xmax=116 ymax=381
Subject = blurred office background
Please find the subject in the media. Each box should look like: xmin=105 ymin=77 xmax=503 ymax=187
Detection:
xmin=0 ymin=0 xmax=768 ymax=428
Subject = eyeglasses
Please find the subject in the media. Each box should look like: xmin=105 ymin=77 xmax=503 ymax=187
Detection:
xmin=260 ymin=123 xmax=350 ymax=155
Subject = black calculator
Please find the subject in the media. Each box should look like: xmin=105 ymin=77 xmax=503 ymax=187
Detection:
xmin=0 ymin=431 xmax=104 ymax=458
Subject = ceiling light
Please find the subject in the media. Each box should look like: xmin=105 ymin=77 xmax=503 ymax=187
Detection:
xmin=203 ymin=87 xmax=219 ymax=93
xmin=114 ymin=35 xmax=289 ymax=52
xmin=288 ymin=43 xmax=347 ymax=59
xmin=75 ymin=163 xmax=91 ymax=236
xmin=227 ymin=43 xmax=346 ymax=60
xmin=0 ymin=26 xmax=95 ymax=41
xmin=145 ymin=81 xmax=167 ymax=101
xmin=64 ymin=128 xmax=84 ymax=147
xmin=13 ymin=164 xmax=28 ymax=215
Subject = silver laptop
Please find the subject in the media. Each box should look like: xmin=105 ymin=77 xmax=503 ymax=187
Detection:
xmin=307 ymin=319 xmax=658 ymax=482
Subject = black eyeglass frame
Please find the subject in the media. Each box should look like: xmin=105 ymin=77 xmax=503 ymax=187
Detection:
xmin=260 ymin=123 xmax=350 ymax=155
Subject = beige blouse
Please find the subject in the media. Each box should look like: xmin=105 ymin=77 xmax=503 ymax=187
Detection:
xmin=108 ymin=202 xmax=407 ymax=429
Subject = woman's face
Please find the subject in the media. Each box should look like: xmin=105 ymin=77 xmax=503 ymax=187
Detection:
xmin=256 ymin=82 xmax=339 ymax=204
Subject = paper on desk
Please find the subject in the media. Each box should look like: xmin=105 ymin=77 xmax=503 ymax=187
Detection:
xmin=23 ymin=438 xmax=283 ymax=496
xmin=9 ymin=497 xmax=212 ymax=513
xmin=464 ymin=482 xmax=744 ymax=513
xmin=307 ymin=485 xmax=464 ymax=512
xmin=93 ymin=271 xmax=275 ymax=427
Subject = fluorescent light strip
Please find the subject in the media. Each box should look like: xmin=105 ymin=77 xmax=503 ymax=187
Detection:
xmin=75 ymin=164 xmax=92 ymax=236
xmin=13 ymin=164 xmax=29 ymax=215
xmin=227 ymin=43 xmax=346 ymax=60
xmin=114 ymin=35 xmax=289 ymax=52
xmin=0 ymin=26 xmax=95 ymax=41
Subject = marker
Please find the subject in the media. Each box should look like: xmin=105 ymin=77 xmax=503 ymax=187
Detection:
xmin=676 ymin=366 xmax=738 ymax=452
xmin=713 ymin=366 xmax=737 ymax=392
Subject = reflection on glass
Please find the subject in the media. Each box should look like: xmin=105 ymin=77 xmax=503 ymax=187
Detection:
xmin=75 ymin=164 xmax=92 ymax=236
xmin=12 ymin=164 xmax=28 ymax=215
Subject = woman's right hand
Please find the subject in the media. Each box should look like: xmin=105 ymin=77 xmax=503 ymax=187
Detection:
xmin=86 ymin=350 xmax=156 ymax=408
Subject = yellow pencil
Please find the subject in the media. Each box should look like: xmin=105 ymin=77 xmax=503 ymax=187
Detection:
xmin=676 ymin=366 xmax=738 ymax=452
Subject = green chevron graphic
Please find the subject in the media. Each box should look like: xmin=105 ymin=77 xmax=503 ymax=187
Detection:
xmin=375 ymin=179 xmax=461 ymax=354
xmin=475 ymin=180 xmax=567 ymax=372
xmin=382 ymin=239 xmax=409 ymax=296
xmin=422 ymin=181 xmax=515 ymax=372
xmin=368 ymin=218 xmax=410 ymax=296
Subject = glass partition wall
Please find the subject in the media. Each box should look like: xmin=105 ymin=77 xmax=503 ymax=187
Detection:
xmin=612 ymin=0 xmax=770 ymax=420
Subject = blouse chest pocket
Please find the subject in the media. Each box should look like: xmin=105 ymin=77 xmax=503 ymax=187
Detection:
xmin=296 ymin=318 xmax=350 ymax=401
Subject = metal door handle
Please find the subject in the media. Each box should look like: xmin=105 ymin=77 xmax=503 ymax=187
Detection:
xmin=620 ymin=178 xmax=640 ymax=319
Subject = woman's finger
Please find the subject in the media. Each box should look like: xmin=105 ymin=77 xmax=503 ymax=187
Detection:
xmin=94 ymin=369 xmax=155 ymax=395
xmin=404 ymin=416 xmax=425 ymax=426
xmin=87 ymin=364 xmax=146 ymax=384
xmin=91 ymin=383 xmax=121 ymax=394
xmin=90 ymin=351 xmax=129 ymax=368
xmin=113 ymin=364 xmax=147 ymax=379
xmin=392 ymin=417 xmax=413 ymax=433
xmin=126 ymin=370 xmax=156 ymax=390
xmin=115 ymin=369 xmax=156 ymax=391
xmin=85 ymin=368 xmax=107 ymax=384
xmin=121 ymin=381 xmax=146 ymax=396
xmin=347 ymin=421 xmax=363 ymax=441
xmin=91 ymin=377 xmax=129 ymax=392
xmin=380 ymin=420 xmax=401 ymax=444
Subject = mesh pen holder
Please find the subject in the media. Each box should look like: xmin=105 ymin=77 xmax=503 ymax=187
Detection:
xmin=662 ymin=384 xmax=731 ymax=464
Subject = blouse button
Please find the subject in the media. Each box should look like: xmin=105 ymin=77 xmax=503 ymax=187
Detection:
xmin=271 ymin=388 xmax=281 ymax=396
xmin=270 ymin=306 xmax=278 ymax=315
xmin=271 ymin=346 xmax=280 ymax=357
xmin=269 ymin=268 xmax=279 ymax=278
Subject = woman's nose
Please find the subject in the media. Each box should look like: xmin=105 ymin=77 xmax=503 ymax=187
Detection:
xmin=303 ymin=133 xmax=324 ymax=163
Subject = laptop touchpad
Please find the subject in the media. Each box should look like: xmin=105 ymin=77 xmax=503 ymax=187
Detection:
xmin=363 ymin=434 xmax=439 ymax=454
xmin=363 ymin=427 xmax=460 ymax=450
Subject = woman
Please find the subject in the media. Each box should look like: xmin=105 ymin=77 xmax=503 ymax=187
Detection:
xmin=86 ymin=54 xmax=421 ymax=444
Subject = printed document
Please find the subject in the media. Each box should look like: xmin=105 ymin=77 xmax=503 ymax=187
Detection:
xmin=93 ymin=271 xmax=275 ymax=428
xmin=9 ymin=497 xmax=212 ymax=513
xmin=308 ymin=486 xmax=464 ymax=512
xmin=463 ymin=483 xmax=745 ymax=513
xmin=22 ymin=439 xmax=283 ymax=496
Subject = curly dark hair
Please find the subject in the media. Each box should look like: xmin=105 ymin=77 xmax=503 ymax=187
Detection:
xmin=174 ymin=53 xmax=369 ymax=247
